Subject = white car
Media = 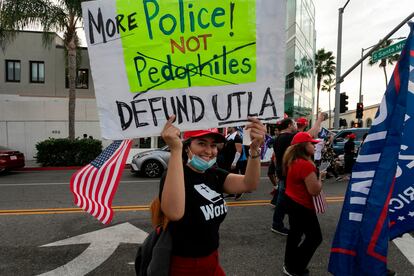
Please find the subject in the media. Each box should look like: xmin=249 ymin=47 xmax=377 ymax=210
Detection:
xmin=130 ymin=146 xmax=170 ymax=178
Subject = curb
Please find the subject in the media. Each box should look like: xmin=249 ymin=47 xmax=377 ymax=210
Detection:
xmin=17 ymin=166 xmax=82 ymax=171
xmin=18 ymin=164 xmax=133 ymax=171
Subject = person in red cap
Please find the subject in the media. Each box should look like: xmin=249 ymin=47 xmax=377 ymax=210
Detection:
xmin=295 ymin=117 xmax=309 ymax=132
xmin=344 ymin=133 xmax=356 ymax=176
xmin=282 ymin=132 xmax=324 ymax=276
xmin=271 ymin=113 xmax=326 ymax=236
xmin=150 ymin=115 xmax=266 ymax=275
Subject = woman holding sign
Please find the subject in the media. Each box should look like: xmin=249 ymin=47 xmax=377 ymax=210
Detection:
xmin=151 ymin=115 xmax=265 ymax=275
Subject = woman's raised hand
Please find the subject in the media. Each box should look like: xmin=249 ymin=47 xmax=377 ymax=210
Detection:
xmin=245 ymin=117 xmax=266 ymax=150
xmin=161 ymin=115 xmax=182 ymax=152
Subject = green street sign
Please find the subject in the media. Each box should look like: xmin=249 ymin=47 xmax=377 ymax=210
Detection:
xmin=371 ymin=40 xmax=406 ymax=62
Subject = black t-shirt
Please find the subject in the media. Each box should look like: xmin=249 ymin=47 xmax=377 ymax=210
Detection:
xmin=274 ymin=132 xmax=295 ymax=179
xmin=344 ymin=140 xmax=355 ymax=156
xmin=159 ymin=166 xmax=229 ymax=257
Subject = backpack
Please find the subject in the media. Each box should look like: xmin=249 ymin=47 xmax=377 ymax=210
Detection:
xmin=135 ymin=225 xmax=172 ymax=276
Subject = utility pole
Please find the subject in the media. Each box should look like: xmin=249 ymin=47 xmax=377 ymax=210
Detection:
xmin=334 ymin=0 xmax=350 ymax=129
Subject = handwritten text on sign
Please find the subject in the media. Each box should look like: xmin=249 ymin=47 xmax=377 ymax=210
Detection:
xmin=82 ymin=0 xmax=285 ymax=139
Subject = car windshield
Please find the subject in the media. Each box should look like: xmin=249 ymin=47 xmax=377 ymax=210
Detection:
xmin=0 ymin=146 xmax=11 ymax=150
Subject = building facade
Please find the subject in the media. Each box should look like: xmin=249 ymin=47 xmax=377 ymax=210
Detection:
xmin=0 ymin=31 xmax=103 ymax=159
xmin=285 ymin=0 xmax=316 ymax=118
xmin=321 ymin=104 xmax=379 ymax=130
xmin=1 ymin=1 xmax=317 ymax=160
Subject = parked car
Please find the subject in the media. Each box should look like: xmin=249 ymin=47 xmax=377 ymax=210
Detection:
xmin=130 ymin=146 xmax=170 ymax=178
xmin=332 ymin=128 xmax=370 ymax=155
xmin=0 ymin=146 xmax=25 ymax=173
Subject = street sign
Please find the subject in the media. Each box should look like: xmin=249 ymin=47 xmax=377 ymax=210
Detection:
xmin=371 ymin=40 xmax=406 ymax=62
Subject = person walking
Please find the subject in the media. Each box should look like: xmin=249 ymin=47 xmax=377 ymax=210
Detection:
xmin=282 ymin=132 xmax=324 ymax=276
xmin=151 ymin=115 xmax=266 ymax=276
xmin=271 ymin=113 xmax=325 ymax=235
xmin=344 ymin=133 xmax=356 ymax=176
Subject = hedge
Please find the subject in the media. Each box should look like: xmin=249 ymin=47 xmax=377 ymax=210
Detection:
xmin=35 ymin=138 xmax=103 ymax=166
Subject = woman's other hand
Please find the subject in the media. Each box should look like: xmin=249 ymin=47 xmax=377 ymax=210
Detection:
xmin=245 ymin=117 xmax=266 ymax=150
xmin=161 ymin=115 xmax=182 ymax=152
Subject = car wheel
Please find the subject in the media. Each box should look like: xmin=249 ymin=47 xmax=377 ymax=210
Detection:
xmin=142 ymin=160 xmax=163 ymax=178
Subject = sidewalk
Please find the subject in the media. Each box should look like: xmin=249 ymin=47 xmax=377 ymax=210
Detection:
xmin=21 ymin=160 xmax=82 ymax=171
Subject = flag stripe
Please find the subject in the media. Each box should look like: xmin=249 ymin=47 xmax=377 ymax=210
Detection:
xmin=96 ymin=141 xmax=127 ymax=221
xmin=96 ymin=141 xmax=129 ymax=221
xmin=70 ymin=140 xmax=132 ymax=224
xmin=93 ymin=141 xmax=126 ymax=217
xmin=102 ymin=141 xmax=131 ymax=223
xmin=97 ymin=143 xmax=125 ymax=221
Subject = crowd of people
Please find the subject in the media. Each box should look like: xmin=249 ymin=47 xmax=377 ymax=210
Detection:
xmin=140 ymin=114 xmax=367 ymax=276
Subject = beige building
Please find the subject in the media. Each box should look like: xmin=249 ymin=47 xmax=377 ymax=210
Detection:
xmin=321 ymin=103 xmax=379 ymax=129
xmin=0 ymin=31 xmax=102 ymax=159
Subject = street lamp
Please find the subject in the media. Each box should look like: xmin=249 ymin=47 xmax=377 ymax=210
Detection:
xmin=334 ymin=0 xmax=351 ymax=129
xmin=358 ymin=36 xmax=406 ymax=103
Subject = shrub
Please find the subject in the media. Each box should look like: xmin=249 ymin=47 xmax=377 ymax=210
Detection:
xmin=35 ymin=138 xmax=103 ymax=166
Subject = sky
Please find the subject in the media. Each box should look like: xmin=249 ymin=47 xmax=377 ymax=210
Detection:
xmin=314 ymin=0 xmax=413 ymax=112
xmin=57 ymin=0 xmax=413 ymax=113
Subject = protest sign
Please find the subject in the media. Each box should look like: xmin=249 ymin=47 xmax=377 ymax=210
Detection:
xmin=82 ymin=0 xmax=286 ymax=139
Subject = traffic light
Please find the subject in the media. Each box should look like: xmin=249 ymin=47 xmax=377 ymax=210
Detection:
xmin=340 ymin=93 xmax=349 ymax=113
xmin=356 ymin=102 xmax=364 ymax=119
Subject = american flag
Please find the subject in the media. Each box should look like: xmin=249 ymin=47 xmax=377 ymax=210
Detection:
xmin=312 ymin=190 xmax=327 ymax=213
xmin=70 ymin=139 xmax=132 ymax=224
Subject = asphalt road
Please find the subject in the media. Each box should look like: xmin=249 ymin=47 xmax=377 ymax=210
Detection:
xmin=0 ymin=168 xmax=413 ymax=275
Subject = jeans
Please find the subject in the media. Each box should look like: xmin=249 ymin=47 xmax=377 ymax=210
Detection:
xmin=284 ymin=196 xmax=322 ymax=274
xmin=271 ymin=179 xmax=287 ymax=229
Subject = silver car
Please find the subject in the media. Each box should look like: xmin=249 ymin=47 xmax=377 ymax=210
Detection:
xmin=130 ymin=146 xmax=170 ymax=178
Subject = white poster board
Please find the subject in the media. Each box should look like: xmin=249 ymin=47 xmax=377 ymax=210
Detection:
xmin=82 ymin=0 xmax=286 ymax=139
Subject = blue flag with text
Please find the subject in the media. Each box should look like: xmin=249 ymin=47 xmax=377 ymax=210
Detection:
xmin=329 ymin=23 xmax=414 ymax=275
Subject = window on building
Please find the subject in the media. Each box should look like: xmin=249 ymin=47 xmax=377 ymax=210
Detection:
xmin=285 ymin=72 xmax=294 ymax=90
xmin=30 ymin=61 xmax=45 ymax=83
xmin=65 ymin=69 xmax=89 ymax=89
xmin=366 ymin=118 xmax=373 ymax=128
xmin=5 ymin=60 xmax=21 ymax=82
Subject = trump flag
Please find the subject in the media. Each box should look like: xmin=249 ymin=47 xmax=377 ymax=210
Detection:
xmin=70 ymin=140 xmax=132 ymax=224
xmin=329 ymin=23 xmax=414 ymax=275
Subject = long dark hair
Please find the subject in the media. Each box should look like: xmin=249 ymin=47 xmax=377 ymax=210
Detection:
xmin=282 ymin=142 xmax=313 ymax=176
xmin=151 ymin=139 xmax=191 ymax=229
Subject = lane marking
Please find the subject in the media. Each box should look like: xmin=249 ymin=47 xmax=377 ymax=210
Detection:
xmin=0 ymin=177 xmax=274 ymax=187
xmin=0 ymin=197 xmax=344 ymax=216
xmin=393 ymin=233 xmax=414 ymax=266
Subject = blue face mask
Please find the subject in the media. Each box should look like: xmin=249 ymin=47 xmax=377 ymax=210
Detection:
xmin=188 ymin=154 xmax=217 ymax=172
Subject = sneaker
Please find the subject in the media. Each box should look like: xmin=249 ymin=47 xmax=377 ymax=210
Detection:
xmin=283 ymin=266 xmax=309 ymax=276
xmin=234 ymin=193 xmax=244 ymax=200
xmin=271 ymin=227 xmax=289 ymax=236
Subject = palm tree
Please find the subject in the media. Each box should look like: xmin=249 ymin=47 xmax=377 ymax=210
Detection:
xmin=368 ymin=39 xmax=400 ymax=88
xmin=294 ymin=56 xmax=313 ymax=93
xmin=0 ymin=0 xmax=85 ymax=140
xmin=315 ymin=49 xmax=336 ymax=117
xmin=321 ymin=77 xmax=335 ymax=128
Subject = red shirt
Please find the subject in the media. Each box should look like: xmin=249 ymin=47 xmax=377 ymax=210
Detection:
xmin=285 ymin=158 xmax=316 ymax=210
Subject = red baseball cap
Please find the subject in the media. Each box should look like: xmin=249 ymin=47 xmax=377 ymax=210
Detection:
xmin=183 ymin=128 xmax=225 ymax=143
xmin=291 ymin=132 xmax=319 ymax=145
xmin=296 ymin=117 xmax=309 ymax=126
xmin=347 ymin=133 xmax=356 ymax=139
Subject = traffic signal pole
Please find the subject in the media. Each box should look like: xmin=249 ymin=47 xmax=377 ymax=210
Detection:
xmin=333 ymin=8 xmax=414 ymax=129
xmin=334 ymin=5 xmax=345 ymax=129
